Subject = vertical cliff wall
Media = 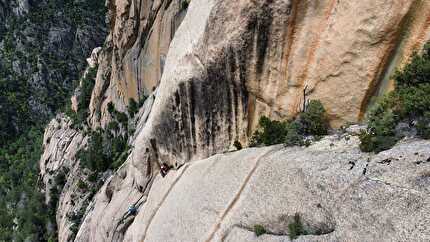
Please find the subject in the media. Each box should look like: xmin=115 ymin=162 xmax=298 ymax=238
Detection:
xmin=89 ymin=0 xmax=187 ymax=127
xmin=38 ymin=0 xmax=430 ymax=241
xmin=89 ymin=0 xmax=430 ymax=130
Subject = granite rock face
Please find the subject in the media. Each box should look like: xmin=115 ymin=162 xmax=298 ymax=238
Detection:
xmin=89 ymin=0 xmax=430 ymax=128
xmin=37 ymin=0 xmax=430 ymax=241
xmin=77 ymin=132 xmax=430 ymax=242
xmin=39 ymin=115 xmax=91 ymax=242
xmin=85 ymin=0 xmax=430 ymax=180
xmin=89 ymin=0 xmax=188 ymax=126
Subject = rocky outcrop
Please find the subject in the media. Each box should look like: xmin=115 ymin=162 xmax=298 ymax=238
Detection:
xmin=39 ymin=115 xmax=91 ymax=242
xmin=90 ymin=0 xmax=430 ymax=129
xmin=82 ymin=0 xmax=430 ymax=194
xmin=89 ymin=0 xmax=188 ymax=126
xmin=77 ymin=130 xmax=430 ymax=241
xmin=38 ymin=0 xmax=430 ymax=241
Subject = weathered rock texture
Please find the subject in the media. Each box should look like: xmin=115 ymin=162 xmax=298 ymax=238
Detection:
xmin=89 ymin=0 xmax=188 ymax=125
xmin=78 ymin=133 xmax=430 ymax=242
xmin=38 ymin=0 xmax=430 ymax=241
xmin=39 ymin=115 xmax=91 ymax=242
xmin=90 ymin=0 xmax=430 ymax=128
xmin=84 ymin=0 xmax=430 ymax=187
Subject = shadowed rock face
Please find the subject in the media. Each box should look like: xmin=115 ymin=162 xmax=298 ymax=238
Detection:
xmin=89 ymin=0 xmax=187 ymax=126
xmin=90 ymin=0 xmax=430 ymax=129
xmin=39 ymin=0 xmax=430 ymax=241
xmin=86 ymin=0 xmax=430 ymax=170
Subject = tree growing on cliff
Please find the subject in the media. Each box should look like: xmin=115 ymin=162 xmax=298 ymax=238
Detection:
xmin=360 ymin=43 xmax=430 ymax=152
xmin=250 ymin=100 xmax=329 ymax=147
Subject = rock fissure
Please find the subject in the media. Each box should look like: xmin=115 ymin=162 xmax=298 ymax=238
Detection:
xmin=141 ymin=163 xmax=191 ymax=241
xmin=205 ymin=148 xmax=277 ymax=242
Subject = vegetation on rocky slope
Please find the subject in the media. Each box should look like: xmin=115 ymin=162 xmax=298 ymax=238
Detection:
xmin=78 ymin=102 xmax=134 ymax=173
xmin=250 ymin=100 xmax=329 ymax=147
xmin=0 ymin=127 xmax=54 ymax=241
xmin=0 ymin=0 xmax=106 ymax=240
xmin=360 ymin=43 xmax=430 ymax=152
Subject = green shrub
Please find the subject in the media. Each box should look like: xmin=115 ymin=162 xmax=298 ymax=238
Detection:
xmin=87 ymin=172 xmax=98 ymax=183
xmin=233 ymin=140 xmax=242 ymax=150
xmin=78 ymin=129 xmax=129 ymax=173
xmin=285 ymin=122 xmax=304 ymax=147
xmin=250 ymin=116 xmax=288 ymax=146
xmin=65 ymin=66 xmax=98 ymax=128
xmin=54 ymin=172 xmax=67 ymax=188
xmin=359 ymin=100 xmax=400 ymax=153
xmin=250 ymin=100 xmax=329 ymax=147
xmin=397 ymin=84 xmax=430 ymax=118
xmin=417 ymin=112 xmax=430 ymax=139
xmin=393 ymin=43 xmax=430 ymax=88
xmin=288 ymin=213 xmax=307 ymax=240
xmin=253 ymin=224 xmax=266 ymax=237
xmin=181 ymin=0 xmax=190 ymax=10
xmin=76 ymin=66 xmax=97 ymax=122
xmin=116 ymin=111 xmax=129 ymax=126
xmin=77 ymin=180 xmax=88 ymax=191
xmin=360 ymin=42 xmax=430 ymax=152
xmin=107 ymin=121 xmax=120 ymax=133
xmin=299 ymin=100 xmax=329 ymax=136
xmin=128 ymin=98 xmax=139 ymax=118
xmin=359 ymin=131 xmax=399 ymax=153
xmin=107 ymin=102 xmax=115 ymax=114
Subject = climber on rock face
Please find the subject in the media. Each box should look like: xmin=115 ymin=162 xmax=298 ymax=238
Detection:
xmin=127 ymin=205 xmax=137 ymax=216
xmin=160 ymin=163 xmax=171 ymax=177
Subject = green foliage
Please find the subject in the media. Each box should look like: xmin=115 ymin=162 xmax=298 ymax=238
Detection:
xmin=77 ymin=180 xmax=88 ymax=191
xmin=0 ymin=0 xmax=107 ymax=144
xmin=284 ymin=122 xmax=304 ymax=147
xmin=107 ymin=102 xmax=115 ymax=114
xmin=417 ymin=112 xmax=430 ymax=139
xmin=0 ymin=75 xmax=32 ymax=146
xmin=128 ymin=98 xmax=139 ymax=118
xmin=64 ymin=66 xmax=98 ymax=129
xmin=359 ymin=131 xmax=399 ymax=153
xmin=233 ymin=140 xmax=243 ymax=150
xmin=250 ymin=117 xmax=289 ymax=146
xmin=299 ymin=100 xmax=329 ymax=136
xmin=253 ymin=224 xmax=266 ymax=237
xmin=87 ymin=172 xmax=98 ymax=183
xmin=0 ymin=1 xmax=107 ymax=240
xmin=67 ymin=207 xmax=86 ymax=240
xmin=0 ymin=127 xmax=56 ymax=241
xmin=396 ymin=84 xmax=430 ymax=118
xmin=79 ymin=129 xmax=130 ymax=173
xmin=181 ymin=0 xmax=190 ymax=10
xmin=359 ymin=103 xmax=399 ymax=153
xmin=54 ymin=170 xmax=67 ymax=188
xmin=360 ymin=42 xmax=430 ymax=152
xmin=116 ymin=111 xmax=129 ymax=126
xmin=288 ymin=213 xmax=307 ymax=240
xmin=393 ymin=43 xmax=430 ymax=88
xmin=250 ymin=100 xmax=329 ymax=147
xmin=78 ymin=103 xmax=131 ymax=173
